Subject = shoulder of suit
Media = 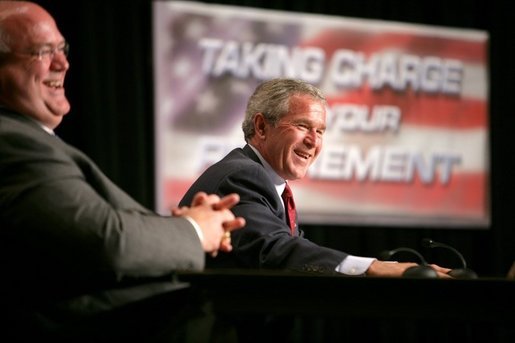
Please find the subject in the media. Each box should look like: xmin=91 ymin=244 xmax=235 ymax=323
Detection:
xmin=0 ymin=111 xmax=46 ymax=134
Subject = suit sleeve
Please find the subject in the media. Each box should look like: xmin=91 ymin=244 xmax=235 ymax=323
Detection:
xmin=210 ymin=163 xmax=347 ymax=273
xmin=0 ymin=129 xmax=204 ymax=282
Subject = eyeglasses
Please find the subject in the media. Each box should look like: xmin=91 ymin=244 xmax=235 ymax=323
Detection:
xmin=32 ymin=42 xmax=70 ymax=61
xmin=12 ymin=42 xmax=70 ymax=62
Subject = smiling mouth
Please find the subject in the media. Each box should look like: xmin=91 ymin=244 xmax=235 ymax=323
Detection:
xmin=295 ymin=150 xmax=311 ymax=160
xmin=44 ymin=80 xmax=64 ymax=89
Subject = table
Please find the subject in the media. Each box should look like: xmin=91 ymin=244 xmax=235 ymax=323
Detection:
xmin=177 ymin=269 xmax=515 ymax=342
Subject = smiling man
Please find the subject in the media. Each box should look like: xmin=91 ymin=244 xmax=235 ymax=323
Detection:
xmin=0 ymin=1 xmax=246 ymax=341
xmin=0 ymin=2 xmax=70 ymax=129
xmin=179 ymin=78 xmax=451 ymax=278
xmin=179 ymin=77 xmax=455 ymax=342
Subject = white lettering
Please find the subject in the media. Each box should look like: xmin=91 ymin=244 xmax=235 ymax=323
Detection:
xmin=310 ymin=145 xmax=461 ymax=185
xmin=198 ymin=38 xmax=325 ymax=82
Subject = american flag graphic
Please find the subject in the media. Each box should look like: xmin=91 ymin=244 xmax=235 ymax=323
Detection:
xmin=153 ymin=1 xmax=489 ymax=227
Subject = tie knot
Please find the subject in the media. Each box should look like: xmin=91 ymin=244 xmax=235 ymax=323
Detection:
xmin=282 ymin=183 xmax=293 ymax=200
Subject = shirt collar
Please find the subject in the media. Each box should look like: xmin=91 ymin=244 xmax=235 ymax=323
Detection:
xmin=38 ymin=123 xmax=55 ymax=135
xmin=248 ymin=144 xmax=287 ymax=197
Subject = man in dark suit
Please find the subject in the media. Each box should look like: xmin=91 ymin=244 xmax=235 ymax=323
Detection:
xmin=0 ymin=1 xmax=244 ymax=341
xmin=180 ymin=78 xmax=452 ymax=278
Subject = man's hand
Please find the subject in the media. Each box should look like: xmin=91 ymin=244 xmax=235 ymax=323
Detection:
xmin=366 ymin=260 xmax=453 ymax=278
xmin=171 ymin=192 xmax=245 ymax=256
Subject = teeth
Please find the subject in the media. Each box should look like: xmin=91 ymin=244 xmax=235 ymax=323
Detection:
xmin=297 ymin=151 xmax=310 ymax=159
xmin=45 ymin=80 xmax=63 ymax=88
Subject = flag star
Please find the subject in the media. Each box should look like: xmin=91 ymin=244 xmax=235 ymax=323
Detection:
xmin=184 ymin=19 xmax=207 ymax=40
xmin=159 ymin=98 xmax=175 ymax=122
xmin=265 ymin=22 xmax=286 ymax=35
xmin=172 ymin=57 xmax=193 ymax=78
xmin=231 ymin=80 xmax=253 ymax=96
xmin=195 ymin=89 xmax=219 ymax=115
xmin=236 ymin=26 xmax=257 ymax=42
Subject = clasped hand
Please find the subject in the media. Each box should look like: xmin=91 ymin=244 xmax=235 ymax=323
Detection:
xmin=171 ymin=192 xmax=245 ymax=257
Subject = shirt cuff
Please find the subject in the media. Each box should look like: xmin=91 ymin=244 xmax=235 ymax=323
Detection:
xmin=183 ymin=216 xmax=204 ymax=243
xmin=335 ymin=255 xmax=376 ymax=276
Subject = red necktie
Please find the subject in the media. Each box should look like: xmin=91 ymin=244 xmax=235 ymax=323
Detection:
xmin=281 ymin=183 xmax=296 ymax=235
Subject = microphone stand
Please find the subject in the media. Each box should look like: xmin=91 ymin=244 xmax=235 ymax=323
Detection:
xmin=422 ymin=238 xmax=478 ymax=279
xmin=378 ymin=247 xmax=438 ymax=278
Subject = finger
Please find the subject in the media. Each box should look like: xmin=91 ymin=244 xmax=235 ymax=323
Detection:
xmin=219 ymin=238 xmax=232 ymax=253
xmin=222 ymin=217 xmax=246 ymax=231
xmin=191 ymin=192 xmax=208 ymax=206
xmin=429 ymin=264 xmax=452 ymax=273
xmin=219 ymin=242 xmax=233 ymax=253
xmin=220 ymin=231 xmax=231 ymax=245
xmin=210 ymin=250 xmax=218 ymax=258
xmin=217 ymin=230 xmax=233 ymax=252
xmin=212 ymin=193 xmax=240 ymax=210
xmin=171 ymin=206 xmax=188 ymax=216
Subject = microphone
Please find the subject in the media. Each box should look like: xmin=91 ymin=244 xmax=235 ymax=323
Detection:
xmin=421 ymin=238 xmax=478 ymax=279
xmin=378 ymin=247 xmax=438 ymax=278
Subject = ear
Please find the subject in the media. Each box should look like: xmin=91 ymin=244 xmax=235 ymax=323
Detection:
xmin=253 ymin=113 xmax=267 ymax=139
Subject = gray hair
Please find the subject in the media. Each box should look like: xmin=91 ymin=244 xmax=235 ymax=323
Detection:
xmin=242 ymin=78 xmax=326 ymax=142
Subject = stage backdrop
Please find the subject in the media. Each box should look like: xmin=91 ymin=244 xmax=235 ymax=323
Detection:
xmin=152 ymin=1 xmax=489 ymax=228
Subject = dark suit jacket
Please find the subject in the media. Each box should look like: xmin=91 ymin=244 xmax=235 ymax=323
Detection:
xmin=0 ymin=109 xmax=205 ymax=332
xmin=180 ymin=144 xmax=347 ymax=273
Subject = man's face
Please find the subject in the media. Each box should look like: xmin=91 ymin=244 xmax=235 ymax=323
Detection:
xmin=259 ymin=94 xmax=326 ymax=181
xmin=0 ymin=5 xmax=70 ymax=129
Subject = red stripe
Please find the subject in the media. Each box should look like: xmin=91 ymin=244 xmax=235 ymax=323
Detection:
xmin=297 ymin=172 xmax=488 ymax=216
xmin=301 ymin=30 xmax=487 ymax=62
xmin=164 ymin=180 xmax=193 ymax=208
xmin=165 ymin=172 xmax=488 ymax=218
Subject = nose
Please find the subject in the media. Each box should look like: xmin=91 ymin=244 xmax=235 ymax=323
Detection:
xmin=304 ymin=129 xmax=319 ymax=148
xmin=50 ymin=52 xmax=70 ymax=71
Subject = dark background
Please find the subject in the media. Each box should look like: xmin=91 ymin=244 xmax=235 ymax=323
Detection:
xmin=34 ymin=0 xmax=514 ymax=278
